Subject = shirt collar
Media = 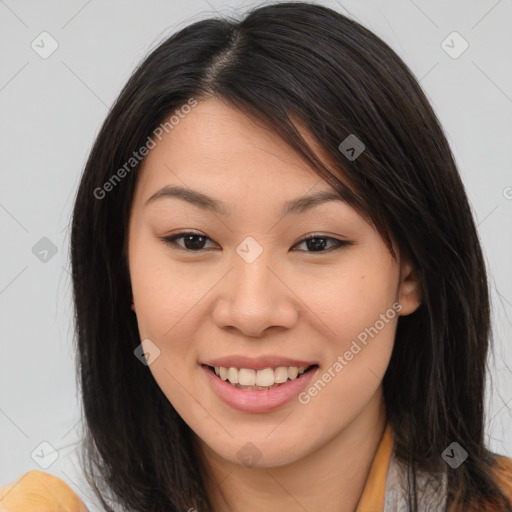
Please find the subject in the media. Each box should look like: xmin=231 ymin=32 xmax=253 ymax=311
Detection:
xmin=355 ymin=422 xmax=395 ymax=511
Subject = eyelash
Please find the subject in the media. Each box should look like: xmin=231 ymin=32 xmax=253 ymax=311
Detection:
xmin=161 ymin=231 xmax=352 ymax=254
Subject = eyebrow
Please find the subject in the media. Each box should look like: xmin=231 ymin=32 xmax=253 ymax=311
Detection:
xmin=145 ymin=185 xmax=344 ymax=217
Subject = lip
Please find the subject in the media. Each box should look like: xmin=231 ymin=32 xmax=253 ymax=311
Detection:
xmin=201 ymin=363 xmax=319 ymax=413
xmin=202 ymin=355 xmax=317 ymax=370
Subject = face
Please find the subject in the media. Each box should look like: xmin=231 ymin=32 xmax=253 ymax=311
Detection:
xmin=127 ymin=97 xmax=421 ymax=469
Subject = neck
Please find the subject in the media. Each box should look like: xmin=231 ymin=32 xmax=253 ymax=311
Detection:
xmin=199 ymin=387 xmax=387 ymax=512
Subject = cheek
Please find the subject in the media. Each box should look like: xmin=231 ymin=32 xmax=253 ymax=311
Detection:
xmin=304 ymin=249 xmax=399 ymax=346
xmin=299 ymin=281 xmax=398 ymax=425
xmin=297 ymin=245 xmax=399 ymax=410
xmin=129 ymin=240 xmax=204 ymax=409
xmin=129 ymin=232 xmax=205 ymax=342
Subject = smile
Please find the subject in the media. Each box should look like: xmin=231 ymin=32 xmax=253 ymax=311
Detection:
xmin=212 ymin=365 xmax=311 ymax=390
xmin=202 ymin=364 xmax=319 ymax=413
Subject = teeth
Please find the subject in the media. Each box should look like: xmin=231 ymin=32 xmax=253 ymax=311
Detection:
xmin=288 ymin=367 xmax=299 ymax=379
xmin=238 ymin=368 xmax=256 ymax=386
xmin=227 ymin=367 xmax=238 ymax=384
xmin=212 ymin=365 xmax=310 ymax=388
xmin=274 ymin=366 xmax=289 ymax=383
xmin=256 ymin=368 xmax=274 ymax=387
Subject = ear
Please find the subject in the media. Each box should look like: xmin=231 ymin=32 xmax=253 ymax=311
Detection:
xmin=397 ymin=259 xmax=422 ymax=316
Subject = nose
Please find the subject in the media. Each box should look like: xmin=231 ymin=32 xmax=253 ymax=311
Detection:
xmin=211 ymin=252 xmax=299 ymax=338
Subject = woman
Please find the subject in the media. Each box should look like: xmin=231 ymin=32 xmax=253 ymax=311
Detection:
xmin=1 ymin=2 xmax=511 ymax=511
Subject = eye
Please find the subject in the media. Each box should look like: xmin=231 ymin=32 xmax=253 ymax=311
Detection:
xmin=161 ymin=232 xmax=352 ymax=253
xmin=162 ymin=232 xmax=218 ymax=251
xmin=291 ymin=235 xmax=352 ymax=253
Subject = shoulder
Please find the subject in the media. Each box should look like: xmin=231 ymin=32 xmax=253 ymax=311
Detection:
xmin=0 ymin=469 xmax=87 ymax=512
xmin=494 ymin=455 xmax=512 ymax=500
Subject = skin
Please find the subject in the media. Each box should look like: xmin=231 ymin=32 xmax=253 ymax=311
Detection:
xmin=127 ymin=97 xmax=422 ymax=511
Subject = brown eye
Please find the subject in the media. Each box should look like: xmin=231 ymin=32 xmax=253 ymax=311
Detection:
xmin=162 ymin=232 xmax=352 ymax=253
xmin=163 ymin=232 xmax=217 ymax=251
xmin=292 ymin=236 xmax=352 ymax=253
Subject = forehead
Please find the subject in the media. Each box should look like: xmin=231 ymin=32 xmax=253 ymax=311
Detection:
xmin=134 ymin=98 xmax=344 ymax=204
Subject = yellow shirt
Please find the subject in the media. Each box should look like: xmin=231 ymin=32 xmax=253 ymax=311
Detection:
xmin=1 ymin=424 xmax=511 ymax=511
xmin=0 ymin=470 xmax=87 ymax=512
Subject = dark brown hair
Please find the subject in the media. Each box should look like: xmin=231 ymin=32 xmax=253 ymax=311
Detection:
xmin=71 ymin=2 xmax=511 ymax=510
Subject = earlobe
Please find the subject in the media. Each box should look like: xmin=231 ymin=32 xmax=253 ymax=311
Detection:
xmin=397 ymin=261 xmax=422 ymax=316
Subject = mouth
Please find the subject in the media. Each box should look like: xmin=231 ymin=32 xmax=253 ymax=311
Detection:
xmin=204 ymin=364 xmax=319 ymax=391
xmin=202 ymin=362 xmax=320 ymax=413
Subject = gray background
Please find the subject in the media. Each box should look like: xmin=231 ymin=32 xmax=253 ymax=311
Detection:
xmin=1 ymin=0 xmax=511 ymax=509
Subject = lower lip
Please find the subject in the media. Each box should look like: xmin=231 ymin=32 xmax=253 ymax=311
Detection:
xmin=201 ymin=364 xmax=319 ymax=413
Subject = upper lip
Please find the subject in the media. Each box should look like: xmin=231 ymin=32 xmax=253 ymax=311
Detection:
xmin=202 ymin=355 xmax=318 ymax=370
